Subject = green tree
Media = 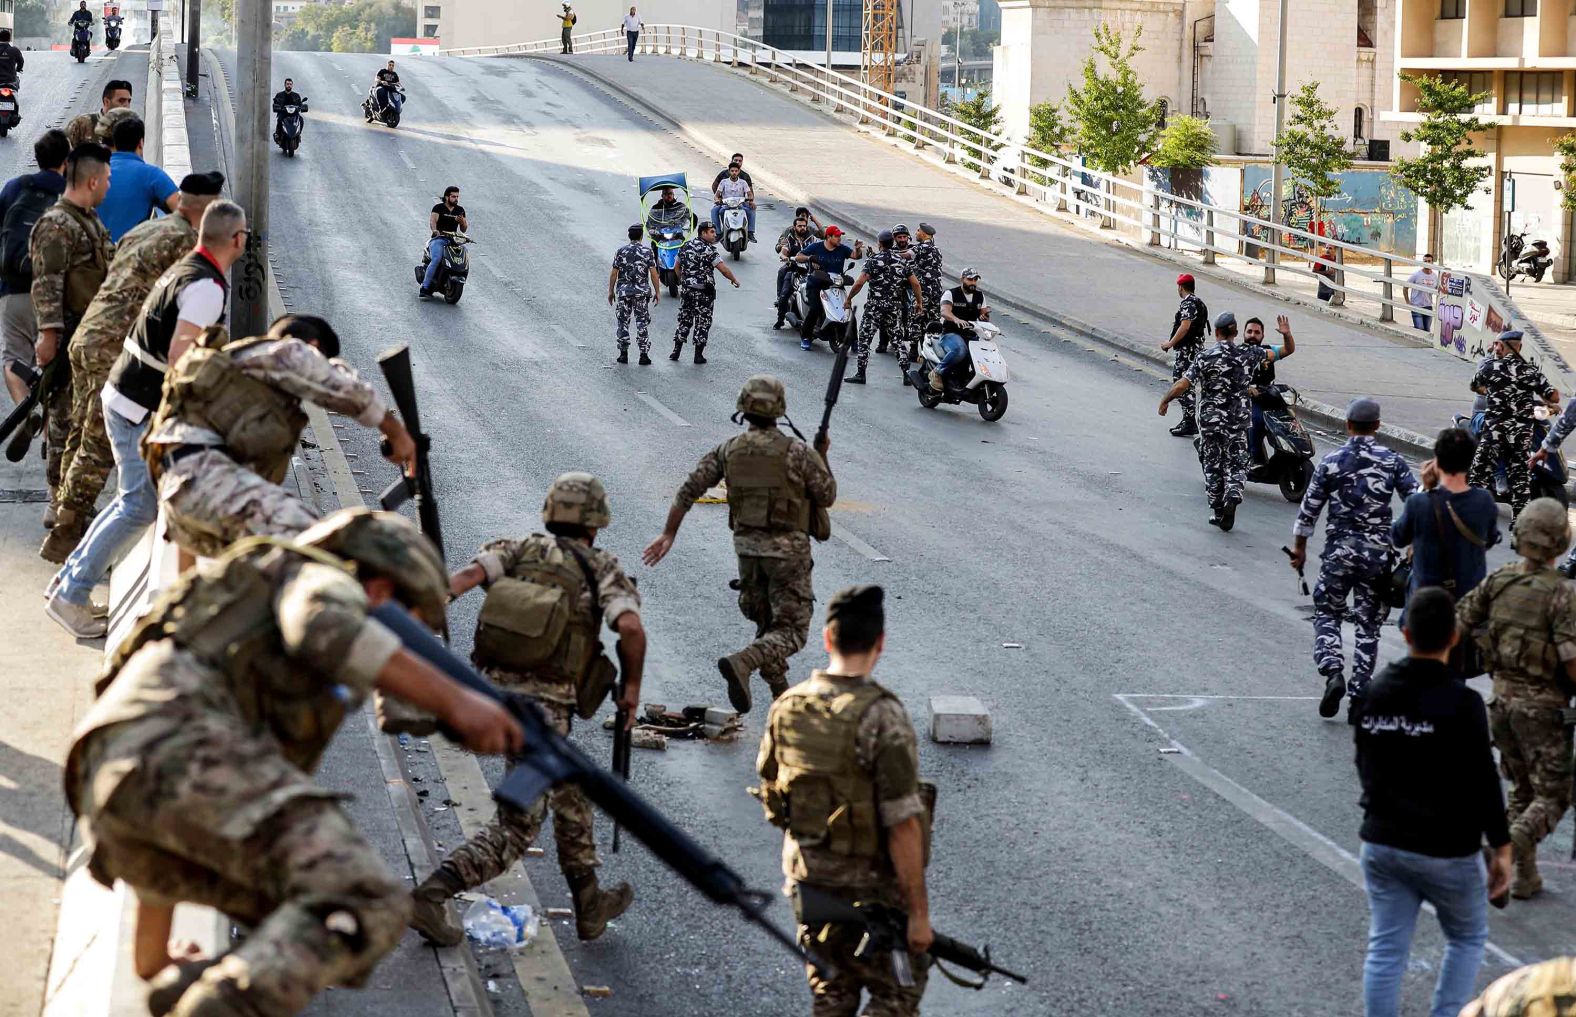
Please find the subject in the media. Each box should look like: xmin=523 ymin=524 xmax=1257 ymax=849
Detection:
xmin=1151 ymin=115 xmax=1217 ymax=169
xmin=1556 ymin=133 xmax=1576 ymax=212
xmin=1023 ymin=99 xmax=1069 ymax=189
xmin=1273 ymin=82 xmax=1353 ymax=209
xmin=945 ymin=87 xmax=1005 ymax=173
xmin=1064 ymin=22 xmax=1162 ymax=176
xmin=278 ymin=0 xmax=414 ymax=53
xmin=13 ymin=0 xmax=48 ymax=37
xmin=1391 ymin=72 xmax=1492 ymax=255
xmin=942 ymin=27 xmax=1001 ymax=62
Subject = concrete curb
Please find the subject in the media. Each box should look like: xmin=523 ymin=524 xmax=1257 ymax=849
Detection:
xmin=524 ymin=54 xmax=1440 ymax=461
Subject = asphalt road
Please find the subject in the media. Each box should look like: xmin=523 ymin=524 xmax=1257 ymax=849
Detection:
xmin=203 ymin=49 xmax=1576 ymax=1016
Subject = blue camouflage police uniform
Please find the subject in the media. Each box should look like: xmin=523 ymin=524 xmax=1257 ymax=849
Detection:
xmin=1183 ymin=333 xmax=1268 ymax=513
xmin=1470 ymin=334 xmax=1556 ymax=519
xmin=1294 ymin=411 xmax=1419 ymax=699
xmin=1539 ymin=395 xmax=1576 ymax=572
xmin=611 ymin=239 xmax=657 ymax=358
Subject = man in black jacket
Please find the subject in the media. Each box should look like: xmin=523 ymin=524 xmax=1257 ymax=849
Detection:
xmin=1354 ymin=586 xmax=1511 ymax=1017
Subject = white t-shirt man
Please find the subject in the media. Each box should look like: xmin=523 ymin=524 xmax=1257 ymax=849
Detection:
xmin=622 ymin=12 xmax=642 ymax=32
xmin=103 ymin=277 xmax=226 ymax=424
xmin=716 ymin=177 xmax=750 ymax=202
xmin=1405 ymin=266 xmax=1437 ymax=309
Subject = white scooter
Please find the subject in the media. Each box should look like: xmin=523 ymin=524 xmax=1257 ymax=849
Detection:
xmin=911 ymin=319 xmax=1011 ymax=421
xmin=719 ymin=196 xmax=749 ymax=260
xmin=797 ymin=270 xmax=856 ymax=351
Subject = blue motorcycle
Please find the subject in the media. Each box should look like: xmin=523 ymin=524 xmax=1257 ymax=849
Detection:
xmin=1454 ymin=404 xmax=1570 ymax=508
xmin=638 ymin=172 xmax=693 ymax=299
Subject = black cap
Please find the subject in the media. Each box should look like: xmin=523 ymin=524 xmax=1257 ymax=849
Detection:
xmin=179 ymin=171 xmax=224 ymax=196
xmin=826 ymin=584 xmax=884 ymax=629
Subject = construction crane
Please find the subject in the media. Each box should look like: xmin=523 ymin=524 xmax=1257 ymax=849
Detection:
xmin=860 ymin=0 xmax=900 ymax=98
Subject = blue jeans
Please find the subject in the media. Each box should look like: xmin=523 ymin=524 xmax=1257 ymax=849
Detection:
xmin=1360 ymin=842 xmax=1488 ymax=1017
xmin=626 ymin=30 xmax=638 ymax=59
xmin=55 ymin=401 xmax=155 ymax=606
xmin=711 ymin=203 xmax=755 ymax=236
xmin=935 ymin=333 xmax=967 ymax=377
xmin=1411 ymin=311 xmax=1432 ymax=331
xmin=422 ymin=237 xmax=448 ymax=291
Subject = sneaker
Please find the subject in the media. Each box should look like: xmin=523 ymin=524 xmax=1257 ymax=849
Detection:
xmin=747 ymin=232 xmax=757 ymax=243
xmin=638 ymin=352 xmax=652 ymax=366
xmin=717 ymin=654 xmax=753 ymax=714
xmin=799 ymin=339 xmax=813 ymax=351
xmin=418 ymin=288 xmax=432 ymax=300
xmin=1318 ymin=673 xmax=1345 ymax=718
xmin=45 ymin=592 xmax=107 ymax=639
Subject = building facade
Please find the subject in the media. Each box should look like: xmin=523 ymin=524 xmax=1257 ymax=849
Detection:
xmin=417 ymin=0 xmax=441 ymax=38
xmin=1386 ymin=0 xmax=1575 ymax=276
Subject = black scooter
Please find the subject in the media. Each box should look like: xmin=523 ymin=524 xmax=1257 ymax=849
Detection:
xmin=363 ymin=84 xmax=405 ymax=128
xmin=1246 ymin=383 xmax=1316 ymax=501
xmin=273 ymin=98 xmax=307 ymax=157
xmin=414 ymin=232 xmax=474 ymax=305
xmin=69 ymin=25 xmax=91 ymax=62
xmin=104 ymin=16 xmax=121 ymax=50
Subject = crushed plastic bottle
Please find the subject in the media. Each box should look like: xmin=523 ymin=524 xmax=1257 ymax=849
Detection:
xmin=462 ymin=896 xmax=539 ymax=950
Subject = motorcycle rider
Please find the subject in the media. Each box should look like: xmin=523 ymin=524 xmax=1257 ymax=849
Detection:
xmin=103 ymin=9 xmax=122 ymax=44
xmin=710 ymin=163 xmax=755 ymax=243
xmin=0 ymin=29 xmax=25 ymax=90
xmin=373 ymin=60 xmax=402 ymax=115
xmin=772 ymin=214 xmax=814 ymax=328
xmin=420 ymin=185 xmax=467 ymax=299
xmin=67 ymin=1 xmax=93 ymax=32
xmin=791 ymin=226 xmax=863 ymax=351
xmin=271 ymin=77 xmax=303 ymax=133
xmin=928 ymin=269 xmax=988 ymax=392
xmin=1242 ymin=314 xmax=1297 ymax=461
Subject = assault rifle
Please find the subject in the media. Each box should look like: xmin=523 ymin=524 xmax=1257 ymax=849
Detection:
xmin=370 ymin=602 xmax=823 ymax=975
xmin=610 ymin=642 xmax=634 ymax=853
xmin=797 ymin=884 xmax=1026 ymax=989
xmin=0 ymin=359 xmax=65 ymax=462
xmin=377 ymin=344 xmax=444 ymax=559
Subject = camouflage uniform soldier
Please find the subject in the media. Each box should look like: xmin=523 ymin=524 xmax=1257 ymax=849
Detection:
xmin=669 ymin=222 xmax=739 ymax=365
xmin=65 ymin=509 xmax=524 ymax=1017
xmin=755 ymin=585 xmax=933 ymax=1016
xmin=1463 ymin=956 xmax=1576 ymax=1016
xmin=42 ymin=171 xmax=222 ymax=563
xmin=1291 ymin=397 xmax=1419 ymax=720
xmin=1159 ymin=312 xmax=1281 ymax=530
xmin=646 ymin=375 xmax=836 ymax=712
xmin=607 ymin=223 xmax=660 ymax=365
xmin=143 ymin=314 xmax=417 ymax=559
xmin=30 ymin=142 xmax=113 ymax=505
xmin=1162 ymin=274 xmax=1208 ymax=437
xmin=410 ymin=473 xmax=647 ymax=945
xmin=904 ymin=223 xmax=943 ymax=379
xmin=1458 ymin=498 xmax=1576 ymax=900
xmin=65 ymin=102 xmax=137 ymax=149
xmin=844 ymin=230 xmax=921 ymax=386
xmin=1470 ymin=330 xmax=1558 ymax=519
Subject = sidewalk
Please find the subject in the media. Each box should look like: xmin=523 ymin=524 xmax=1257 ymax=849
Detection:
xmin=535 ymin=53 xmax=1490 ymax=450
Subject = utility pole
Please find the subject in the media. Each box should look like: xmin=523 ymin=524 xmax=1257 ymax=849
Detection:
xmin=231 ymin=0 xmax=271 ymax=338
xmin=824 ymin=0 xmax=832 ymax=71
xmin=186 ymin=0 xmax=201 ymax=96
xmin=1265 ymin=0 xmax=1288 ymax=284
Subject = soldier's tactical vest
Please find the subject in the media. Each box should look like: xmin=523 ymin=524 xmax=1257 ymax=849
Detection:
xmin=1474 ymin=567 xmax=1574 ymax=695
xmin=98 ymin=539 xmax=353 ymax=773
xmin=473 ymin=535 xmax=616 ymax=717
xmin=56 ymin=201 xmax=111 ymax=327
xmin=107 ymin=249 xmax=229 ymax=414
xmin=760 ymin=683 xmax=897 ymax=860
xmin=723 ymin=429 xmax=810 ymax=534
xmin=149 ymin=331 xmax=308 ymax=483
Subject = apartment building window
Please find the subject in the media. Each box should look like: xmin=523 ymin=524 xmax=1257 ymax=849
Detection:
xmin=423 ymin=23 xmax=437 ymax=36
xmin=1440 ymin=0 xmax=1465 ymax=17
xmin=1354 ymin=106 xmax=1366 ymax=139
xmin=423 ymin=5 xmax=439 ymax=17
xmin=1505 ymin=71 xmax=1562 ymax=115
xmin=1442 ymin=71 xmax=1495 ymax=114
xmin=1505 ymin=0 xmax=1537 ymax=15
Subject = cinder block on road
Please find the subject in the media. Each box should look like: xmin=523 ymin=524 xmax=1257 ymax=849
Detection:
xmin=929 ymin=696 xmax=992 ymax=745
xmin=704 ymin=707 xmax=739 ymax=726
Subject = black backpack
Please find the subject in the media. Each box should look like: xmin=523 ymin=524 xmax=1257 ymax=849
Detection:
xmin=1 ymin=184 xmax=58 ymax=292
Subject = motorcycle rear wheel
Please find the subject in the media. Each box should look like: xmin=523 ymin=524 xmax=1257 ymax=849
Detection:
xmin=1279 ymin=459 xmax=1314 ymax=502
xmin=977 ymin=382 xmax=1008 ymax=422
xmin=444 ymin=281 xmax=464 ymax=305
xmin=916 ymin=382 xmax=942 ymax=409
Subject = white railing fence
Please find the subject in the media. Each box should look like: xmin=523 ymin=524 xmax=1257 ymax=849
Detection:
xmin=442 ymin=24 xmax=1441 ymax=327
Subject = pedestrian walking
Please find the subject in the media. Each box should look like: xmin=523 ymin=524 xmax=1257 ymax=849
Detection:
xmin=1313 ymin=243 xmax=1338 ymax=302
xmin=1355 ymin=586 xmax=1511 ymax=1017
xmin=622 ymin=6 xmax=641 ymax=60
xmin=1457 ymin=498 xmax=1576 ymax=901
xmin=1392 ymin=427 xmax=1500 ymax=614
xmin=670 ymin=222 xmax=738 ymax=365
xmin=1161 ymin=273 xmax=1208 ymax=437
xmin=645 ymin=376 xmax=836 ymax=711
xmin=1405 ymin=255 xmax=1439 ymax=332
xmin=1469 ymin=329 xmax=1557 ymax=519
xmin=1289 ymin=397 xmax=1419 ymax=721
xmin=0 ymin=129 xmax=67 ymax=409
xmin=608 ymin=223 xmax=659 ymax=365
xmin=845 ymin=229 xmax=921 ymax=385
xmin=560 ymin=3 xmax=576 ymax=52
xmin=409 ymin=474 xmax=645 ymax=948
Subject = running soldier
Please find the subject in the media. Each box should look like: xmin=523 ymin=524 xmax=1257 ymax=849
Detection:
xmin=1290 ymin=397 xmax=1419 ymax=720
xmin=142 ymin=314 xmax=417 ymax=559
xmin=1470 ymin=329 xmax=1558 ymax=519
xmin=670 ymin=222 xmax=739 ymax=365
xmin=410 ymin=473 xmax=646 ymax=945
xmin=607 ymin=223 xmax=659 ymax=365
xmin=42 ymin=171 xmax=222 ymax=563
xmin=66 ymin=509 xmax=524 ymax=1016
xmin=645 ymin=376 xmax=836 ymax=711
xmin=1458 ymin=499 xmax=1576 ymax=900
xmin=845 ymin=230 xmax=921 ymax=385
xmin=1162 ymin=274 xmax=1208 ymax=437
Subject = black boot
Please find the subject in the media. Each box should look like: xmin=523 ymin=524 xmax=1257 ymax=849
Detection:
xmin=1170 ymin=417 xmax=1199 ymax=438
xmin=1318 ymin=673 xmax=1346 ymax=719
xmin=638 ymin=350 xmax=652 ymax=366
xmin=616 ymin=349 xmax=629 ymax=364
xmin=694 ymin=346 xmax=707 ymax=365
xmin=669 ymin=341 xmax=682 ymax=361
xmin=1218 ymin=497 xmax=1238 ymax=532
xmin=845 ymin=367 xmax=866 ymax=384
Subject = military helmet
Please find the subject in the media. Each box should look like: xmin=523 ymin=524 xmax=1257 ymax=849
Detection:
xmin=1511 ymin=497 xmax=1572 ymax=561
xmin=736 ymin=374 xmax=786 ymax=418
xmin=96 ymin=106 xmax=140 ymax=144
xmin=542 ymin=471 xmax=611 ymax=529
xmin=296 ymin=508 xmax=449 ymax=627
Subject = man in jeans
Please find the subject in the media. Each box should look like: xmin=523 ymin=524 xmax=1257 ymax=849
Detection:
xmin=1404 ymin=254 xmax=1439 ymax=332
xmin=1355 ymin=586 xmax=1511 ymax=1017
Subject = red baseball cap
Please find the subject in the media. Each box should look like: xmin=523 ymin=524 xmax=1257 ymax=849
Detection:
xmin=825 ymin=225 xmax=843 ymax=236
xmin=1176 ymin=273 xmax=1194 ymax=285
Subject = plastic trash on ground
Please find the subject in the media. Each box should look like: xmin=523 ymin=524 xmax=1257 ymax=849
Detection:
xmin=463 ymin=896 xmax=539 ymax=950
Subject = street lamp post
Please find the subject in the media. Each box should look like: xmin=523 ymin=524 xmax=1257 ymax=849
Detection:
xmin=1265 ymin=0 xmax=1288 ymax=284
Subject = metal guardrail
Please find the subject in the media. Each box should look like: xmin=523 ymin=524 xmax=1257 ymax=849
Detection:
xmin=443 ymin=24 xmax=1443 ymax=329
